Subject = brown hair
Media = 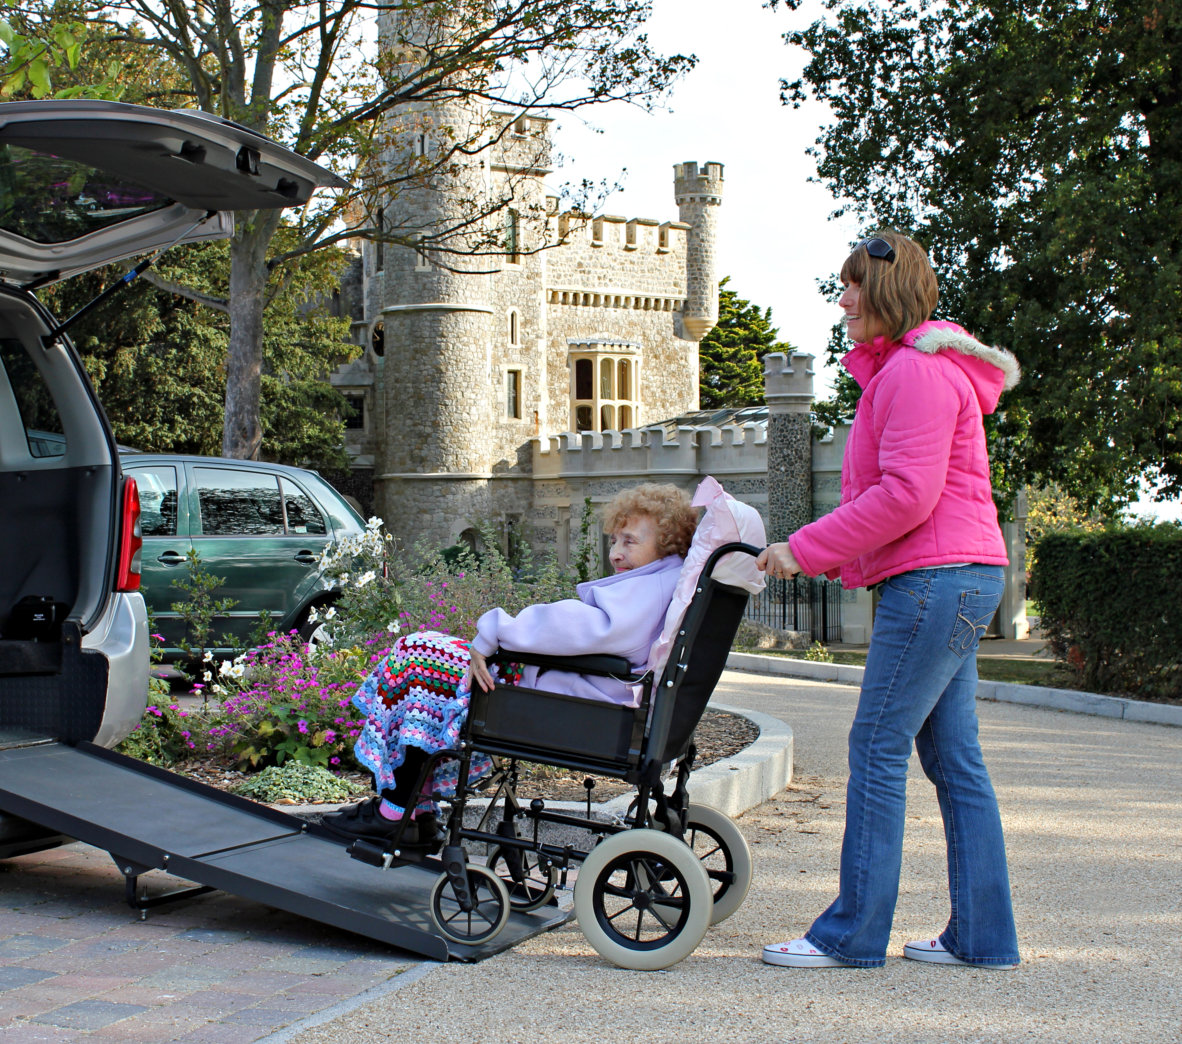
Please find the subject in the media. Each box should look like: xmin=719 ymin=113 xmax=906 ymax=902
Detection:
xmin=840 ymin=230 xmax=939 ymax=342
xmin=602 ymin=483 xmax=697 ymax=559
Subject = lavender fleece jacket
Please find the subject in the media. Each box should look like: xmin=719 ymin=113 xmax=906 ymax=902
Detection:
xmin=470 ymin=555 xmax=683 ymax=707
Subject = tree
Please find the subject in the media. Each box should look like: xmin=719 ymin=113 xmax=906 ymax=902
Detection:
xmin=773 ymin=0 xmax=1182 ymax=511
xmin=1 ymin=0 xmax=121 ymax=98
xmin=40 ymin=238 xmax=357 ymax=468
xmin=698 ymin=277 xmax=792 ymax=408
xmin=59 ymin=0 xmax=694 ymax=460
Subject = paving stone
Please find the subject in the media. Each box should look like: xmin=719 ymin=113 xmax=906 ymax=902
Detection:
xmin=0 ymin=967 xmax=58 ymax=991
xmin=31 ymin=999 xmax=149 ymax=1030
xmin=0 ymin=1022 xmax=85 ymax=1042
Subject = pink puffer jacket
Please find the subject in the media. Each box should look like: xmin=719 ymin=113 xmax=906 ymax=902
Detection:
xmin=789 ymin=320 xmax=1020 ymax=589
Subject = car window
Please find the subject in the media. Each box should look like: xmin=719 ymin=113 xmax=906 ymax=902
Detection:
xmin=0 ymin=145 xmax=172 ymax=244
xmin=0 ymin=337 xmax=67 ymax=458
xmin=299 ymin=472 xmax=364 ymax=533
xmin=281 ymin=480 xmax=327 ymax=535
xmin=194 ymin=466 xmax=285 ymax=536
xmin=125 ymin=465 xmax=178 ymax=537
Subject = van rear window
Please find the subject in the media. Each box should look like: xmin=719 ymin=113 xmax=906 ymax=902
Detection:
xmin=0 ymin=145 xmax=171 ymax=244
xmin=0 ymin=337 xmax=66 ymax=457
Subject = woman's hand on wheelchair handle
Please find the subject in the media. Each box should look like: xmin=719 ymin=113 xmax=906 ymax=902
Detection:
xmin=757 ymin=542 xmax=802 ymax=579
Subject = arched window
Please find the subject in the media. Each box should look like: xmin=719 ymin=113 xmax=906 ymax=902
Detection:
xmin=600 ymin=405 xmax=614 ymax=430
xmin=619 ymin=405 xmax=633 ymax=428
xmin=508 ymin=310 xmax=519 ymax=345
xmin=370 ymin=321 xmax=385 ymax=358
xmin=600 ymin=358 xmax=613 ymax=399
xmin=617 ymin=359 xmax=630 ymax=400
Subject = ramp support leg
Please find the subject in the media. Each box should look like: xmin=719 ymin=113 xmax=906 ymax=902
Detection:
xmin=111 ymin=854 xmax=217 ymax=919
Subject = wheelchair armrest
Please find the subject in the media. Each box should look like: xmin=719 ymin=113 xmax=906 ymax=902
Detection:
xmin=489 ymin=648 xmax=647 ymax=682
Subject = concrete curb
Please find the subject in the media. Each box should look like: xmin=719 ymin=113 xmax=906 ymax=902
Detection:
xmin=726 ymin=651 xmax=1182 ymax=728
xmin=605 ymin=703 xmax=793 ymax=820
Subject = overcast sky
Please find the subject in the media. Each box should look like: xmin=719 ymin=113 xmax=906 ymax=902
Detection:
xmin=547 ymin=0 xmax=857 ymax=399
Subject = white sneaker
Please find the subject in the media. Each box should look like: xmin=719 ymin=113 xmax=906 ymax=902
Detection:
xmin=903 ymin=938 xmax=1017 ymax=969
xmin=762 ymin=937 xmax=855 ymax=968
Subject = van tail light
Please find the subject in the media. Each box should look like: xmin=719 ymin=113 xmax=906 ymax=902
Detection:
xmin=116 ymin=476 xmax=143 ymax=592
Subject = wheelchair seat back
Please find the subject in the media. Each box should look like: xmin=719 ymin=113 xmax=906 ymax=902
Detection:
xmin=466 ymin=542 xmax=759 ymax=781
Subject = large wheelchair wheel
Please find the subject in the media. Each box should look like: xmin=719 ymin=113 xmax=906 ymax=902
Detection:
xmin=573 ymin=828 xmax=711 ymax=970
xmin=683 ymin=803 xmax=752 ymax=924
xmin=429 ymin=863 xmax=510 ymax=946
xmin=487 ymin=845 xmax=558 ymax=912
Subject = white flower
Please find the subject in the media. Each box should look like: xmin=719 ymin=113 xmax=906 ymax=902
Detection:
xmin=356 ymin=570 xmax=376 ymax=588
xmin=202 ymin=670 xmax=212 ymax=682
xmin=367 ymin=516 xmax=384 ymax=531
xmin=219 ymin=659 xmax=234 ymax=676
xmin=307 ymin=606 xmax=320 ymax=624
xmin=324 ymin=606 xmax=337 ymax=619
xmin=203 ymin=650 xmax=214 ymax=663
xmin=386 ymin=620 xmax=401 ymax=633
xmin=212 ymin=683 xmax=225 ymax=695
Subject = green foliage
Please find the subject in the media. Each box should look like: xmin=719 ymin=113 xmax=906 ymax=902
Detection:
xmin=802 ymin=641 xmax=835 ymax=663
xmin=207 ymin=635 xmax=371 ymax=771
xmin=1025 ymin=484 xmax=1109 ymax=551
xmin=1031 ymin=525 xmax=1182 ymax=700
xmin=698 ymin=277 xmax=792 ymax=408
xmin=169 ymin=549 xmax=238 ymax=681
xmin=115 ymin=702 xmax=204 ymax=766
xmin=230 ymin=761 xmax=366 ymax=804
xmin=0 ymin=2 xmax=122 ymax=99
xmin=571 ymin=496 xmax=597 ymax=584
xmin=776 ymin=0 xmax=1182 ymax=513
xmin=39 ymin=238 xmax=359 ymax=468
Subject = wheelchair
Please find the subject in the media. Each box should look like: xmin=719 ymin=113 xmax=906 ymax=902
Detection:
xmin=340 ymin=541 xmax=761 ymax=970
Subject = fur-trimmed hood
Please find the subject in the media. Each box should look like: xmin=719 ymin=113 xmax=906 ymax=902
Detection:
xmin=844 ymin=319 xmax=1020 ymax=415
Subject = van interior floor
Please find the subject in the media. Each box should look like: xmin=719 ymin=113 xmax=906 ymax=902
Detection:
xmin=0 ymin=741 xmax=570 ymax=961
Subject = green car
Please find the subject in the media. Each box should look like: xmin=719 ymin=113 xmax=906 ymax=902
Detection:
xmin=120 ymin=453 xmax=367 ymax=658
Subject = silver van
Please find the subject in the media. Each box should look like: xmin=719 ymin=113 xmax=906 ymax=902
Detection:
xmin=0 ymin=100 xmax=343 ymax=854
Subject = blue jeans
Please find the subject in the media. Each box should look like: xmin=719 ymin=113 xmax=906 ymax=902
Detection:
xmin=805 ymin=565 xmax=1020 ymax=968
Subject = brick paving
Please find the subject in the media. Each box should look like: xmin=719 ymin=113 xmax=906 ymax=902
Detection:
xmin=0 ymin=841 xmax=417 ymax=1041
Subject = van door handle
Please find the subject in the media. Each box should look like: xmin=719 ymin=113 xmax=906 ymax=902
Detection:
xmin=294 ymin=550 xmax=319 ymax=564
xmin=156 ymin=550 xmax=188 ymax=565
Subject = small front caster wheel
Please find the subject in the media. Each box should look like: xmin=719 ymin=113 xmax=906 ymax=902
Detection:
xmin=429 ymin=863 xmax=510 ymax=945
xmin=487 ymin=845 xmax=558 ymax=912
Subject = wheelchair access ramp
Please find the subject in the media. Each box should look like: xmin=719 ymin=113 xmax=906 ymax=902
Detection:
xmin=0 ymin=741 xmax=569 ymax=961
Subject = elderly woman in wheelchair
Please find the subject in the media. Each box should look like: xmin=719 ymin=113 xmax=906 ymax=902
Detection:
xmin=315 ymin=479 xmax=764 ymax=968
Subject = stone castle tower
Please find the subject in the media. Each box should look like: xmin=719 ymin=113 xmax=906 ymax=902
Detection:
xmin=333 ymin=7 xmax=724 ymax=551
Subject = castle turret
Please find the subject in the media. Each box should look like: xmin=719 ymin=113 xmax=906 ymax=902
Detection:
xmin=371 ymin=3 xmax=497 ymax=548
xmin=674 ymin=161 xmax=724 ymax=341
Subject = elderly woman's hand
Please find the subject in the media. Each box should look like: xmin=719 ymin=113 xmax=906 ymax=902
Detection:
xmin=466 ymin=648 xmax=496 ymax=693
xmin=756 ymin=542 xmax=802 ymax=580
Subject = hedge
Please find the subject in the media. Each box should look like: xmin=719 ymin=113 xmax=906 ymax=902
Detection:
xmin=1031 ymin=525 xmax=1182 ymax=701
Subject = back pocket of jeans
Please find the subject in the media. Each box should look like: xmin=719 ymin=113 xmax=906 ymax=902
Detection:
xmin=949 ymin=591 xmax=1001 ymax=657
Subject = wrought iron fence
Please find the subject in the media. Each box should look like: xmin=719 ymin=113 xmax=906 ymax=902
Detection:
xmin=745 ymin=576 xmax=843 ymax=644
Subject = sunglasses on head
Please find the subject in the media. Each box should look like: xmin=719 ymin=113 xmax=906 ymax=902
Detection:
xmin=859 ymin=237 xmax=896 ymax=263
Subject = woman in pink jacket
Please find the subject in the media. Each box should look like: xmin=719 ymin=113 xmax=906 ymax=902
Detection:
xmin=759 ymin=232 xmax=1022 ymax=970
xmin=320 ymin=483 xmax=696 ymax=846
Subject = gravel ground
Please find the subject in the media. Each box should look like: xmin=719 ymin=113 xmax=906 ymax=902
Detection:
xmin=284 ymin=670 xmax=1182 ymax=1044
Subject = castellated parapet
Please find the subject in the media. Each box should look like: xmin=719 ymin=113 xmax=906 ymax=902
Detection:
xmin=674 ymin=161 xmax=724 ymax=342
